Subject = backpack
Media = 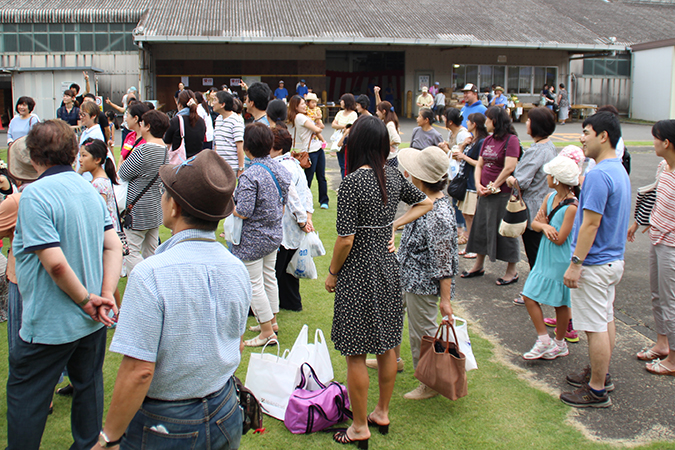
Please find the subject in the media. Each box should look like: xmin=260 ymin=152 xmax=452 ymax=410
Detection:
xmin=622 ymin=147 xmax=631 ymax=174
xmin=234 ymin=376 xmax=263 ymax=435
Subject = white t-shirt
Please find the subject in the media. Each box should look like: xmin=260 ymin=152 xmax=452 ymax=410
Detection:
xmin=449 ymin=126 xmax=472 ymax=147
xmin=386 ymin=121 xmax=401 ymax=159
xmin=289 ymin=113 xmax=322 ymax=153
xmin=197 ymin=104 xmax=214 ymax=142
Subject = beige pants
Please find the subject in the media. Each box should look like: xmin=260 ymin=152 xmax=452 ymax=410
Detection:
xmin=125 ymin=227 xmax=160 ymax=275
xmin=244 ymin=251 xmax=279 ymax=324
xmin=404 ymin=291 xmax=440 ymax=370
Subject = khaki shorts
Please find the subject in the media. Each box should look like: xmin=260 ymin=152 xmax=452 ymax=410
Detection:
xmin=571 ymin=260 xmax=625 ymax=333
xmin=458 ymin=190 xmax=477 ymax=216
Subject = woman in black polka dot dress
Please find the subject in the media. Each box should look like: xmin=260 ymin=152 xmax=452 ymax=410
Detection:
xmin=325 ymin=116 xmax=432 ymax=447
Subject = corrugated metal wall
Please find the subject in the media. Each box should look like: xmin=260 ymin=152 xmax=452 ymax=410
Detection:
xmin=572 ymin=76 xmax=631 ymax=114
xmin=2 ymin=52 xmax=140 ymax=120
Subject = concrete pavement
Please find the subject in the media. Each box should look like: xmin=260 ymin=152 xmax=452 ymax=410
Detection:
xmin=324 ymin=144 xmax=672 ymax=445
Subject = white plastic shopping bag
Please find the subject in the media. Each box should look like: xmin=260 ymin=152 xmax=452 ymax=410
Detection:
xmin=286 ymin=234 xmax=319 ymax=279
xmin=449 ymin=315 xmax=478 ymax=371
xmin=244 ymin=340 xmax=301 ymax=420
xmin=222 ymin=214 xmax=243 ymax=245
xmin=288 ymin=325 xmax=334 ymax=385
xmin=304 ymin=231 xmax=326 ymax=257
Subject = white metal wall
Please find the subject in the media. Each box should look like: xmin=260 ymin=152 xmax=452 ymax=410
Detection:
xmin=631 ymin=46 xmax=675 ymax=121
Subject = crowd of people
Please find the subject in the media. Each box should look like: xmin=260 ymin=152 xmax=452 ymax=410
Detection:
xmin=1 ymin=73 xmax=674 ymax=450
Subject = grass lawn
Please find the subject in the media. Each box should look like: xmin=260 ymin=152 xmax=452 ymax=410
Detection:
xmin=0 ymin=147 xmax=672 ymax=449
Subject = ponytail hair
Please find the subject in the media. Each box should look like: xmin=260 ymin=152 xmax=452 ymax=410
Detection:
xmin=376 ymin=101 xmax=399 ymax=131
xmin=178 ymin=89 xmax=199 ymax=127
xmin=81 ymin=138 xmax=118 ymax=185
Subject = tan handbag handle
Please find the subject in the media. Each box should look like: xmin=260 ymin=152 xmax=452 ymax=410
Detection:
xmin=433 ymin=322 xmax=460 ymax=354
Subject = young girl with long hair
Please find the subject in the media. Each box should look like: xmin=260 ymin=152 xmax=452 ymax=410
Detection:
xmin=79 ymin=138 xmax=123 ymax=307
xmin=521 ymin=155 xmax=579 ymax=360
xmin=376 ymin=101 xmax=401 ymax=167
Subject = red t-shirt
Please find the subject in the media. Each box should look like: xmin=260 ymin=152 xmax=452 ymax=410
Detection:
xmin=479 ymin=134 xmax=521 ymax=193
xmin=121 ymin=132 xmax=146 ymax=161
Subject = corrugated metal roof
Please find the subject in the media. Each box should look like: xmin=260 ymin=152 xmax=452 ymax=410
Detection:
xmin=133 ymin=0 xmax=675 ymax=49
xmin=2 ymin=0 xmax=674 ymax=49
xmin=0 ymin=0 xmax=148 ymax=23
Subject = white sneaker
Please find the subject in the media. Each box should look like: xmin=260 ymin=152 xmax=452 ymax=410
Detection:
xmin=403 ymin=383 xmax=439 ymax=400
xmin=542 ymin=342 xmax=569 ymax=360
xmin=523 ymin=339 xmax=557 ymax=360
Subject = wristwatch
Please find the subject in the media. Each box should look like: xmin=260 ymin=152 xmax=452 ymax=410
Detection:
xmin=571 ymin=255 xmax=584 ymax=265
xmin=98 ymin=431 xmax=123 ymax=448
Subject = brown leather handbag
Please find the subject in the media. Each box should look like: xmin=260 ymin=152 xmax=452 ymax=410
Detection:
xmin=291 ymin=125 xmax=312 ymax=169
xmin=414 ymin=323 xmax=468 ymax=400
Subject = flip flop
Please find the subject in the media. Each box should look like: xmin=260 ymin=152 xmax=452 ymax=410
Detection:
xmin=646 ymin=359 xmax=675 ymax=376
xmin=496 ymin=274 xmax=519 ymax=286
xmin=459 ymin=249 xmax=467 ymax=256
xmin=460 ymin=269 xmax=485 ymax=279
xmin=463 ymin=252 xmax=477 ymax=259
xmin=637 ymin=347 xmax=669 ymax=361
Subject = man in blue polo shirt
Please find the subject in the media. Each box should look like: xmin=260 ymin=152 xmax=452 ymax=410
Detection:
xmin=7 ymin=120 xmax=122 ymax=450
xmin=460 ymin=83 xmax=487 ymax=128
xmin=274 ymin=80 xmax=288 ymax=100
xmin=560 ymin=112 xmax=630 ymax=408
xmin=297 ymin=79 xmax=308 ymax=98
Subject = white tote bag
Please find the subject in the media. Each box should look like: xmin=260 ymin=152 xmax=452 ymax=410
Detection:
xmin=244 ymin=340 xmax=302 ymax=420
xmin=114 ymin=179 xmax=128 ymax=213
xmin=288 ymin=325 xmax=334 ymax=385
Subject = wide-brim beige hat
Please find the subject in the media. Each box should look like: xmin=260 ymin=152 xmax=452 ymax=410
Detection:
xmin=7 ymin=136 xmax=39 ymax=182
xmin=304 ymin=92 xmax=319 ymax=102
xmin=398 ymin=146 xmax=449 ymax=184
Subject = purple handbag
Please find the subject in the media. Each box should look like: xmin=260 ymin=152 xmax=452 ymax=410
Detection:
xmin=284 ymin=363 xmax=351 ymax=434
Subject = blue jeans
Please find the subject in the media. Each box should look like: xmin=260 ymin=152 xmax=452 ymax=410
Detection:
xmin=121 ymin=377 xmax=243 ymax=450
xmin=337 ymin=151 xmax=346 ymax=180
xmin=7 ymin=281 xmax=22 ymax=355
xmin=452 ymin=198 xmax=466 ymax=228
xmin=7 ymin=326 xmax=107 ymax=450
xmin=305 ymin=149 xmax=329 ymax=205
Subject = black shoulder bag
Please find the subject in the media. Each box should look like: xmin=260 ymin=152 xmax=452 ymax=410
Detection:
xmin=120 ymin=173 xmax=160 ymax=230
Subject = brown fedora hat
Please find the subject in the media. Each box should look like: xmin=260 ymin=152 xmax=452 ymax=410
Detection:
xmin=159 ymin=150 xmax=236 ymax=221
xmin=7 ymin=136 xmax=39 ymax=182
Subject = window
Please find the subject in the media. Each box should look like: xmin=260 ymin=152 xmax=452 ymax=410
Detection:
xmin=582 ymin=56 xmax=631 ymax=77
xmin=452 ymin=65 xmax=478 ymax=91
xmin=0 ymin=23 xmax=138 ymax=53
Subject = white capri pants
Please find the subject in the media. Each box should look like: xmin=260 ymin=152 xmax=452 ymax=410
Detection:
xmin=244 ymin=251 xmax=279 ymax=324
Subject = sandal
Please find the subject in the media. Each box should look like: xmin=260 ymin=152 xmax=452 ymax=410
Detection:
xmin=367 ymin=413 xmax=389 ymax=435
xmin=646 ymin=359 xmax=675 ymax=376
xmin=333 ymin=429 xmax=369 ymax=449
xmin=463 ymin=252 xmax=477 ymax=259
xmin=637 ymin=347 xmax=669 ymax=361
xmin=244 ymin=334 xmax=278 ymax=347
xmin=249 ymin=324 xmax=279 ymax=334
xmin=496 ymin=274 xmax=519 ymax=286
xmin=457 ymin=235 xmax=468 ymax=245
xmin=459 ymin=249 xmax=467 ymax=256
xmin=513 ymin=296 xmax=525 ymax=305
xmin=460 ymin=269 xmax=485 ymax=279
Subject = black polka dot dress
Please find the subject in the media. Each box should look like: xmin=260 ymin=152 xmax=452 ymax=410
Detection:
xmin=332 ymin=166 xmax=427 ymax=356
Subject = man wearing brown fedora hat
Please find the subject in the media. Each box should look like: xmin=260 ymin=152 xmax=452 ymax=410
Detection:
xmin=98 ymin=150 xmax=251 ymax=449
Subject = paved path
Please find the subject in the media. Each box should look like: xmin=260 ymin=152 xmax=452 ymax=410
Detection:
xmin=324 ymin=147 xmax=673 ymax=445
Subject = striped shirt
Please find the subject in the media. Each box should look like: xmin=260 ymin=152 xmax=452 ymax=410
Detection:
xmin=214 ymin=114 xmax=244 ymax=171
xmin=118 ymin=142 xmax=167 ymax=231
xmin=650 ymin=170 xmax=675 ymax=247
